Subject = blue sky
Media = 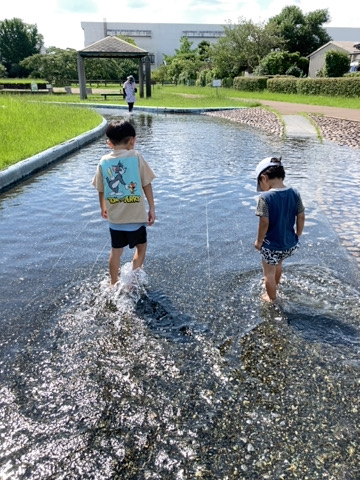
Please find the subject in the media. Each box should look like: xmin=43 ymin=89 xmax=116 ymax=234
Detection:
xmin=1 ymin=0 xmax=358 ymax=50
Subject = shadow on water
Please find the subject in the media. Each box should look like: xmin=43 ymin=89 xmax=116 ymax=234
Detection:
xmin=136 ymin=291 xmax=207 ymax=342
xmin=286 ymin=312 xmax=360 ymax=347
xmin=273 ymin=265 xmax=360 ymax=350
xmin=1 ymin=112 xmax=360 ymax=479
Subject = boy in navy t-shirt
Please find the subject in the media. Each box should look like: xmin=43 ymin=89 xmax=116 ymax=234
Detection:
xmin=254 ymin=157 xmax=305 ymax=302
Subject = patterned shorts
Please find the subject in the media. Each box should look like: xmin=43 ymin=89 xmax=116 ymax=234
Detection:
xmin=261 ymin=244 xmax=299 ymax=265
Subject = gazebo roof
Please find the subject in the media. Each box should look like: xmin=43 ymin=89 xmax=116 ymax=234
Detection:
xmin=78 ymin=36 xmax=149 ymax=58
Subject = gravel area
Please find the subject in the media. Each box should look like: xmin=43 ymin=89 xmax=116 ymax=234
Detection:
xmin=205 ymin=107 xmax=284 ymax=138
xmin=308 ymin=114 xmax=360 ymax=149
xmin=205 ymin=107 xmax=360 ymax=149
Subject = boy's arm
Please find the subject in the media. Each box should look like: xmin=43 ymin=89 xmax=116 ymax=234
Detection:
xmin=98 ymin=191 xmax=108 ymax=219
xmin=254 ymin=216 xmax=269 ymax=250
xmin=143 ymin=183 xmax=155 ymax=226
xmin=296 ymin=211 xmax=305 ymax=237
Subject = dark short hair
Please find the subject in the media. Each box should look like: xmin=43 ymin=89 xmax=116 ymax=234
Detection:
xmin=106 ymin=120 xmax=136 ymax=145
xmin=260 ymin=157 xmax=285 ymax=181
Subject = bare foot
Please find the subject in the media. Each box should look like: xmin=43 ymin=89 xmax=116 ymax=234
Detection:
xmin=261 ymin=293 xmax=276 ymax=303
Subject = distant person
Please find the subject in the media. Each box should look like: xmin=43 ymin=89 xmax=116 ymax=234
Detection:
xmin=254 ymin=157 xmax=305 ymax=302
xmin=123 ymin=75 xmax=137 ymax=112
xmin=92 ymin=120 xmax=156 ymax=286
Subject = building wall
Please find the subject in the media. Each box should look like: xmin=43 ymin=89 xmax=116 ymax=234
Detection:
xmin=81 ymin=21 xmax=224 ymax=69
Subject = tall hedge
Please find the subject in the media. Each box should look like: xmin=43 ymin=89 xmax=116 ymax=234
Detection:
xmin=233 ymin=76 xmax=269 ymax=91
xmin=266 ymin=77 xmax=360 ymax=97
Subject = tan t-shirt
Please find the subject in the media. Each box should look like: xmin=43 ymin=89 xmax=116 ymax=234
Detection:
xmin=92 ymin=148 xmax=155 ymax=225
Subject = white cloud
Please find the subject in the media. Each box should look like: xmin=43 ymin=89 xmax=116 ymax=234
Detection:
xmin=0 ymin=0 xmax=358 ymax=51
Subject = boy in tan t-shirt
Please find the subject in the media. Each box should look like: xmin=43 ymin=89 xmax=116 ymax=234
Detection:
xmin=92 ymin=120 xmax=156 ymax=286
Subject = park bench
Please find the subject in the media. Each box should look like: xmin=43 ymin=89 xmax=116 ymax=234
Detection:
xmin=100 ymin=93 xmax=125 ymax=100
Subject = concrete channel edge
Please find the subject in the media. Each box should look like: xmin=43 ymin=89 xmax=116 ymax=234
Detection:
xmin=0 ymin=117 xmax=108 ymax=194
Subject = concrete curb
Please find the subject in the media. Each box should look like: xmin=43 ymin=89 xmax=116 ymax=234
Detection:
xmin=0 ymin=117 xmax=108 ymax=193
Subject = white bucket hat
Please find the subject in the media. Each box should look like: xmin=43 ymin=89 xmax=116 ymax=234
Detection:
xmin=255 ymin=157 xmax=282 ymax=191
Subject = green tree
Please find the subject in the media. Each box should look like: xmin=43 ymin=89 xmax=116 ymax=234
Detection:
xmin=211 ymin=18 xmax=283 ymax=78
xmin=151 ymin=64 xmax=169 ymax=84
xmin=163 ymin=36 xmax=202 ymax=83
xmin=267 ymin=6 xmax=331 ymax=57
xmin=166 ymin=57 xmax=201 ymax=84
xmin=85 ymin=57 xmax=138 ymax=83
xmin=20 ymin=48 xmax=77 ymax=85
xmin=21 ymin=46 xmax=139 ymax=86
xmin=256 ymin=51 xmax=308 ymax=76
xmin=0 ymin=18 xmax=43 ymax=77
xmin=323 ymin=50 xmax=350 ymax=77
xmin=197 ymin=40 xmax=212 ymax=63
xmin=0 ymin=63 xmax=7 ymax=78
xmin=175 ymin=36 xmax=196 ymax=58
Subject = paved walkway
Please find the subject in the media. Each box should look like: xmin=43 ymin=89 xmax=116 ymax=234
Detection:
xmin=282 ymin=114 xmax=318 ymax=138
xmin=244 ymin=99 xmax=360 ymax=140
xmin=248 ymin=99 xmax=360 ymax=122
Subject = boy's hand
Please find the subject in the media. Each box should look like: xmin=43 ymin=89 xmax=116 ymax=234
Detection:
xmin=148 ymin=208 xmax=155 ymax=226
xmin=101 ymin=208 xmax=108 ymax=219
xmin=254 ymin=240 xmax=262 ymax=250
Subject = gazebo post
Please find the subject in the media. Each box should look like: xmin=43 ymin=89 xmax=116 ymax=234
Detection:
xmin=145 ymin=56 xmax=151 ymax=98
xmin=77 ymin=54 xmax=87 ymax=100
xmin=138 ymin=59 xmax=144 ymax=98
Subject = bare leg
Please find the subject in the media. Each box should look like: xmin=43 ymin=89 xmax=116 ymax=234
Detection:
xmin=109 ymin=247 xmax=123 ymax=286
xmin=132 ymin=242 xmax=147 ymax=270
xmin=261 ymin=259 xmax=278 ymax=302
xmin=275 ymin=260 xmax=283 ymax=285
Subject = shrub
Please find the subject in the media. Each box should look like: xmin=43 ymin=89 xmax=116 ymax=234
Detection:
xmin=323 ymin=50 xmax=350 ymax=77
xmin=267 ymin=77 xmax=298 ymax=94
xmin=285 ymin=65 xmax=304 ymax=78
xmin=233 ymin=76 xmax=268 ymax=91
xmin=296 ymin=77 xmax=360 ymax=96
xmin=221 ymin=77 xmax=233 ymax=88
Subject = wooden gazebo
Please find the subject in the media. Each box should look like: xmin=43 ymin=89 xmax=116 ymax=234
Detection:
xmin=77 ymin=36 xmax=151 ymax=100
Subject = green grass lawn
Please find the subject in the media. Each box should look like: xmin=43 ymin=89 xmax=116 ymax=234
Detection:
xmin=139 ymin=85 xmax=360 ymax=109
xmin=0 ymin=96 xmax=102 ymax=169
xmin=35 ymin=84 xmax=360 ymax=109
xmin=1 ymin=84 xmax=359 ymax=170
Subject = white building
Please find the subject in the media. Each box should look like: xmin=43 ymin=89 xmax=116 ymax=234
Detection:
xmin=81 ymin=22 xmax=360 ymax=72
xmin=81 ymin=21 xmax=225 ymax=69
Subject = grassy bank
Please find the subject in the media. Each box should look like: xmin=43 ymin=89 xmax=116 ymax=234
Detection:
xmin=0 ymin=96 xmax=102 ymax=169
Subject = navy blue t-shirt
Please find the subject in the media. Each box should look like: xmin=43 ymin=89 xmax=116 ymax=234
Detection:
xmin=256 ymin=187 xmax=304 ymax=250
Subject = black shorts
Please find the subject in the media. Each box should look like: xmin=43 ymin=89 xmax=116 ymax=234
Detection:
xmin=109 ymin=226 xmax=147 ymax=249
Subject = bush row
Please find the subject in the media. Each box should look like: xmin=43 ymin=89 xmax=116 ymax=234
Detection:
xmin=233 ymin=76 xmax=360 ymax=97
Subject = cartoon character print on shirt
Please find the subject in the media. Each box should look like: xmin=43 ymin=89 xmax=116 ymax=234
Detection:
xmin=106 ymin=160 xmax=127 ymax=193
xmin=102 ymin=157 xmax=141 ymax=205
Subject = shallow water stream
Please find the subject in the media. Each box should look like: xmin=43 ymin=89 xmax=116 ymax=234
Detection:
xmin=1 ymin=112 xmax=359 ymax=479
